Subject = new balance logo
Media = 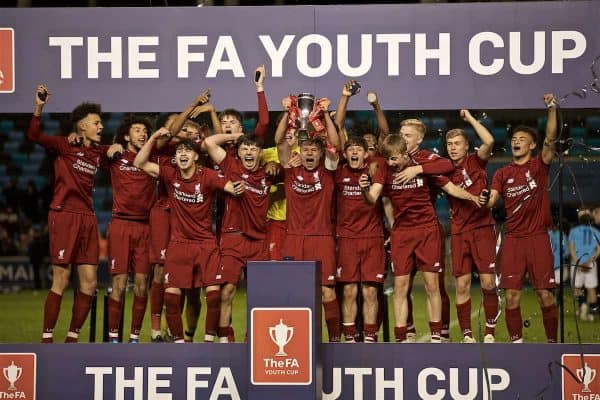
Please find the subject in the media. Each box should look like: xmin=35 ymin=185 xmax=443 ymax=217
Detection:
xmin=58 ymin=249 xmax=65 ymax=260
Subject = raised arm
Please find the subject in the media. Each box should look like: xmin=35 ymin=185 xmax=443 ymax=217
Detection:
xmin=334 ymin=80 xmax=359 ymax=133
xmin=170 ymin=89 xmax=211 ymax=137
xmin=275 ymin=99 xmax=292 ymax=167
xmin=461 ymin=109 xmax=494 ymax=161
xmin=254 ymin=65 xmax=269 ymax=139
xmin=367 ymin=91 xmax=390 ymax=143
xmin=358 ymin=174 xmax=383 ymax=205
xmin=134 ymin=127 xmax=170 ymax=178
xmin=203 ymin=132 xmax=244 ymax=165
xmin=542 ymin=93 xmax=558 ymax=165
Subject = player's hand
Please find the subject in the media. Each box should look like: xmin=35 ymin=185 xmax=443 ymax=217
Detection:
xmin=359 ymin=173 xmax=371 ymax=190
xmin=35 ymin=84 xmax=50 ymax=106
xmin=469 ymin=194 xmax=482 ymax=208
xmin=107 ymin=143 xmax=124 ymax=159
xmin=263 ymin=161 xmax=280 ymax=177
xmin=190 ymin=103 xmax=215 ymax=119
xmin=543 ymin=93 xmax=557 ymax=108
xmin=193 ymin=89 xmax=211 ymax=107
xmin=67 ymin=132 xmax=83 ymax=146
xmin=287 ymin=151 xmax=301 ymax=168
xmin=342 ymin=80 xmax=359 ymax=97
xmin=478 ymin=189 xmax=490 ymax=207
xmin=367 ymin=91 xmax=378 ymax=106
xmin=393 ymin=165 xmax=420 ymax=185
xmin=232 ymin=181 xmax=246 ymax=196
xmin=254 ymin=64 xmax=266 ymax=88
xmin=318 ymin=98 xmax=331 ymax=111
xmin=459 ymin=109 xmax=474 ymax=122
xmin=154 ymin=126 xmax=172 ymax=140
xmin=282 ymin=96 xmax=292 ymax=111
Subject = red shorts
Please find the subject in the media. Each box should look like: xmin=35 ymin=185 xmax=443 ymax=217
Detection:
xmin=282 ymin=234 xmax=336 ymax=286
xmin=390 ymin=224 xmax=441 ymax=276
xmin=149 ymin=204 xmax=170 ymax=265
xmin=451 ymin=225 xmax=497 ymax=277
xmin=220 ymin=233 xmax=269 ymax=285
xmin=336 ymin=237 xmax=385 ymax=283
xmin=164 ymin=239 xmax=222 ymax=289
xmin=48 ymin=210 xmax=99 ymax=265
xmin=499 ymin=232 xmax=556 ymax=290
xmin=107 ymin=218 xmax=151 ymax=276
xmin=266 ymin=219 xmax=286 ymax=260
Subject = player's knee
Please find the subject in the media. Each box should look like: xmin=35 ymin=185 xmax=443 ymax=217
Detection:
xmin=343 ymin=284 xmax=358 ymax=300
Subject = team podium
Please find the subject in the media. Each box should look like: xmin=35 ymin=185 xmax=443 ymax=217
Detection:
xmin=246 ymin=261 xmax=322 ymax=400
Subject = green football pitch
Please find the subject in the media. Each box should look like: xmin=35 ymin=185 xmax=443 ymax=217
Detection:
xmin=1 ymin=280 xmax=598 ymax=344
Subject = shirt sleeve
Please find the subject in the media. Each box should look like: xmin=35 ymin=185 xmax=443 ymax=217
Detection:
xmin=491 ymin=169 xmax=503 ymax=194
xmin=206 ymin=168 xmax=228 ymax=191
xmin=416 ymin=152 xmax=455 ymax=175
xmin=254 ymin=91 xmax=269 ymax=139
xmin=27 ymin=116 xmax=70 ymax=154
xmin=371 ymin=159 xmax=387 ymax=185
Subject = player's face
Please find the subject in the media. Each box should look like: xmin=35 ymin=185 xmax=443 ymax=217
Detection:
xmin=363 ymin=134 xmax=378 ymax=155
xmin=386 ymin=151 xmax=409 ymax=170
xmin=344 ymin=145 xmax=367 ymax=169
xmin=220 ymin=115 xmax=242 ymax=134
xmin=446 ymin=135 xmax=469 ymax=162
xmin=511 ymin=131 xmax=536 ymax=159
xmin=177 ymin=125 xmax=199 ymax=142
xmin=300 ymin=143 xmax=323 ymax=171
xmin=126 ymin=123 xmax=148 ymax=151
xmin=175 ymin=147 xmax=199 ymax=171
xmin=399 ymin=126 xmax=423 ymax=153
xmin=238 ymin=143 xmax=262 ymax=171
xmin=79 ymin=113 xmax=103 ymax=144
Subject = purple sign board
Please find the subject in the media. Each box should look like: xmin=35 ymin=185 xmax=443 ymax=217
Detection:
xmin=0 ymin=2 xmax=598 ymax=112
xmin=0 ymin=343 xmax=599 ymax=399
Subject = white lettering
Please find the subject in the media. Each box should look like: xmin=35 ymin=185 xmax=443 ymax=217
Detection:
xmin=259 ymin=35 xmax=295 ymax=77
xmin=48 ymin=36 xmax=84 ymax=79
xmin=346 ymin=368 xmax=372 ymax=400
xmin=322 ymin=367 xmax=342 ymax=400
xmin=147 ymin=367 xmax=172 ymax=400
xmin=88 ymin=37 xmax=122 ymax=79
xmin=552 ymin=30 xmax=586 ymax=73
xmin=209 ymin=368 xmax=240 ymax=400
xmin=206 ymin=36 xmax=244 ymax=78
xmin=297 ymin=34 xmax=332 ymax=78
xmin=449 ymin=368 xmax=477 ymax=400
xmin=177 ymin=36 xmax=207 ymax=78
xmin=337 ymin=34 xmax=372 ymax=77
xmin=85 ymin=367 xmax=112 ymax=400
xmin=415 ymin=33 xmax=450 ymax=76
xmin=418 ymin=367 xmax=445 ymax=400
xmin=509 ymin=32 xmax=545 ymax=75
xmin=128 ymin=36 xmax=159 ymax=79
xmin=482 ymin=368 xmax=510 ymax=400
xmin=115 ymin=366 xmax=143 ymax=400
xmin=375 ymin=34 xmax=411 ymax=76
xmin=187 ymin=367 xmax=210 ymax=400
xmin=375 ymin=368 xmax=404 ymax=400
xmin=469 ymin=32 xmax=504 ymax=75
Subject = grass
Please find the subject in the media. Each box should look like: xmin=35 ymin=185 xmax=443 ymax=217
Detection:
xmin=1 ymin=276 xmax=598 ymax=344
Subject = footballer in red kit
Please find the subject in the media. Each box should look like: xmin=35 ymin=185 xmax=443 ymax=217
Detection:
xmin=335 ymin=136 xmax=386 ymax=343
xmin=30 ymin=84 xmax=112 ymax=343
xmin=485 ymin=94 xmax=559 ymax=343
xmin=134 ymin=128 xmax=243 ymax=343
xmin=105 ymin=115 xmax=156 ymax=343
xmin=440 ymin=109 xmax=499 ymax=343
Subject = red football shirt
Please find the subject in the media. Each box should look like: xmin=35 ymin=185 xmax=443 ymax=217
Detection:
xmin=28 ymin=116 xmax=109 ymax=215
xmin=491 ymin=154 xmax=552 ymax=237
xmin=159 ymin=164 xmax=227 ymax=241
xmin=335 ymin=159 xmax=385 ymax=238
xmin=439 ymin=153 xmax=495 ymax=234
xmin=109 ymin=149 xmax=156 ymax=220
xmin=284 ymin=164 xmax=335 ymax=236
xmin=218 ymin=154 xmax=278 ymax=239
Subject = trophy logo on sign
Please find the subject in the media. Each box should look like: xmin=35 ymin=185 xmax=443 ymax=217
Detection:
xmin=2 ymin=361 xmax=22 ymax=391
xmin=576 ymin=362 xmax=597 ymax=392
xmin=296 ymin=93 xmax=315 ymax=144
xmin=269 ymin=319 xmax=294 ymax=357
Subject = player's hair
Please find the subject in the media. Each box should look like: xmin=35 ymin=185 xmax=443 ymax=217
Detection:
xmin=400 ymin=118 xmax=426 ymax=136
xmin=299 ymin=137 xmax=325 ymax=152
xmin=218 ymin=108 xmax=244 ymax=127
xmin=344 ymin=135 xmax=368 ymax=152
xmin=156 ymin=112 xmax=178 ymax=129
xmin=445 ymin=128 xmax=469 ymax=143
xmin=510 ymin=125 xmax=538 ymax=143
xmin=71 ymin=102 xmax=102 ymax=126
xmin=183 ymin=119 xmax=202 ymax=132
xmin=380 ymin=134 xmax=408 ymax=159
xmin=175 ymin=139 xmax=201 ymax=155
xmin=114 ymin=115 xmax=153 ymax=147
xmin=237 ymin=134 xmax=264 ymax=149
xmin=577 ymin=209 xmax=594 ymax=224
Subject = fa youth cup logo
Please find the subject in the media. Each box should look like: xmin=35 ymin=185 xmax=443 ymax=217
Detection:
xmin=576 ymin=363 xmax=597 ymax=392
xmin=2 ymin=361 xmax=22 ymax=391
xmin=269 ymin=319 xmax=294 ymax=357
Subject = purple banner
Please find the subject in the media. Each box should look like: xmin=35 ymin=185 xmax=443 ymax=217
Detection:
xmin=1 ymin=343 xmax=599 ymax=399
xmin=0 ymin=2 xmax=598 ymax=113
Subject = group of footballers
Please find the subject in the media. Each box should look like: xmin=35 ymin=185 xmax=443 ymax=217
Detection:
xmin=30 ymin=65 xmax=562 ymax=344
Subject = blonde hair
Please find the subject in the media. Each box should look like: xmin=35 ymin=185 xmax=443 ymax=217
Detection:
xmin=400 ymin=118 xmax=426 ymax=136
xmin=445 ymin=128 xmax=469 ymax=143
xmin=381 ymin=134 xmax=408 ymax=159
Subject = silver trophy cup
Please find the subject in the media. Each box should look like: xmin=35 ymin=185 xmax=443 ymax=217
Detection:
xmin=297 ymin=93 xmax=315 ymax=143
xmin=2 ymin=361 xmax=22 ymax=391
xmin=269 ymin=319 xmax=294 ymax=357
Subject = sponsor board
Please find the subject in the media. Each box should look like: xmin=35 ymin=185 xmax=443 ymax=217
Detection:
xmin=0 ymin=353 xmax=36 ymax=400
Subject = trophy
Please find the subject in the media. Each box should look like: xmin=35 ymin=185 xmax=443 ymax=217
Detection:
xmin=269 ymin=319 xmax=294 ymax=357
xmin=2 ymin=361 xmax=22 ymax=391
xmin=576 ymin=362 xmax=596 ymax=392
xmin=296 ymin=93 xmax=315 ymax=144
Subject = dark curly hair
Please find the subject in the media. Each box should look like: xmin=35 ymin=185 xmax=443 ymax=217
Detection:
xmin=114 ymin=115 xmax=154 ymax=147
xmin=71 ymin=102 xmax=102 ymax=129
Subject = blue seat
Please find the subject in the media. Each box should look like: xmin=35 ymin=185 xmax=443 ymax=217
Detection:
xmin=10 ymin=153 xmax=28 ymax=166
xmin=538 ymin=116 xmax=547 ymax=131
xmin=42 ymin=120 xmax=60 ymax=134
xmin=492 ymin=127 xmax=508 ymax=144
xmin=570 ymin=126 xmax=585 ymax=139
xmin=8 ymin=130 xmax=23 ymax=142
xmin=430 ymin=117 xmax=447 ymax=134
xmin=4 ymin=141 xmax=20 ymax=153
xmin=585 ymin=116 xmax=600 ymax=132
xmin=0 ymin=119 xmax=15 ymax=134
xmin=104 ymin=118 xmax=122 ymax=135
xmin=585 ymin=136 xmax=600 ymax=148
xmin=21 ymin=164 xmax=40 ymax=175
xmin=0 ymin=165 xmax=6 ymax=175
xmin=28 ymin=152 xmax=45 ymax=163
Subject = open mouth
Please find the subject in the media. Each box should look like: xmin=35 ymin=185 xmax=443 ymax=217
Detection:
xmin=367 ymin=146 xmax=375 ymax=151
xmin=513 ymin=146 xmax=521 ymax=152
xmin=350 ymin=156 xmax=359 ymax=162
xmin=305 ymin=157 xmax=315 ymax=163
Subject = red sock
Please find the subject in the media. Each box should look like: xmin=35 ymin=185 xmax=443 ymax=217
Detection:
xmin=363 ymin=323 xmax=378 ymax=343
xmin=107 ymin=297 xmax=122 ymax=340
xmin=228 ymin=326 xmax=236 ymax=343
xmin=394 ymin=326 xmax=407 ymax=342
xmin=439 ymin=274 xmax=450 ymax=338
xmin=342 ymin=322 xmax=357 ymax=342
xmin=205 ymin=290 xmax=220 ymax=338
xmin=130 ymin=295 xmax=147 ymax=338
xmin=66 ymin=290 xmax=93 ymax=343
xmin=150 ymin=281 xmax=164 ymax=331
xmin=42 ymin=291 xmax=62 ymax=343
xmin=505 ymin=307 xmax=523 ymax=342
xmin=482 ymin=288 xmax=499 ymax=336
xmin=429 ymin=320 xmax=442 ymax=342
xmin=541 ymin=304 xmax=558 ymax=343
xmin=164 ymin=292 xmax=184 ymax=342
xmin=323 ymin=299 xmax=341 ymax=342
xmin=456 ymin=299 xmax=472 ymax=337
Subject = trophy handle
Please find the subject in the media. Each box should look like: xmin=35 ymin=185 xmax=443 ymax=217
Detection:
xmin=590 ymin=369 xmax=597 ymax=382
xmin=269 ymin=327 xmax=277 ymax=344
xmin=577 ymin=368 xmax=583 ymax=381
xmin=15 ymin=367 xmax=22 ymax=381
xmin=285 ymin=327 xmax=294 ymax=345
